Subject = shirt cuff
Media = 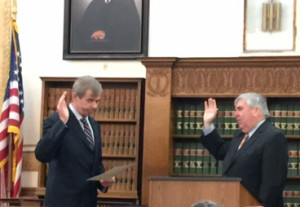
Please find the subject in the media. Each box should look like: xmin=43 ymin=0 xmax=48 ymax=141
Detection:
xmin=202 ymin=123 xmax=215 ymax=136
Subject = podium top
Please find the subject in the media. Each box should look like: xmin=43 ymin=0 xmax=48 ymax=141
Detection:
xmin=148 ymin=176 xmax=242 ymax=182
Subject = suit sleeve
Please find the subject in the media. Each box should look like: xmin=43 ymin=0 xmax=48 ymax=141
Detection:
xmin=200 ymin=129 xmax=231 ymax=160
xmin=259 ymin=132 xmax=288 ymax=207
xmin=35 ymin=114 xmax=69 ymax=163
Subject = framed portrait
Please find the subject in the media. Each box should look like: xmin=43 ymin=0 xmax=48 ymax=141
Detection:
xmin=63 ymin=0 xmax=149 ymax=59
xmin=243 ymin=0 xmax=296 ymax=52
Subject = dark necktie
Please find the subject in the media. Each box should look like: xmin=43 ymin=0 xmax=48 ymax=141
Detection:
xmin=238 ymin=134 xmax=249 ymax=150
xmin=80 ymin=118 xmax=95 ymax=149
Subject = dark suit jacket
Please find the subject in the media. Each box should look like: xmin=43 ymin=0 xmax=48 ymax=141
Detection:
xmin=201 ymin=121 xmax=288 ymax=207
xmin=35 ymin=108 xmax=106 ymax=207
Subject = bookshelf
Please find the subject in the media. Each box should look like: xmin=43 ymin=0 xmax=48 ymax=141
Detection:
xmin=37 ymin=77 xmax=144 ymax=204
xmin=140 ymin=57 xmax=300 ymax=206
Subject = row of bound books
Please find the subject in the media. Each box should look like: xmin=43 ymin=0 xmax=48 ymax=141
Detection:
xmin=101 ymin=124 xmax=136 ymax=157
xmin=47 ymin=87 xmax=137 ymax=120
xmin=173 ymin=140 xmax=223 ymax=175
xmin=288 ymin=141 xmax=300 ymax=177
xmin=174 ymin=139 xmax=300 ymax=177
xmin=103 ymin=160 xmax=137 ymax=192
xmin=283 ymin=184 xmax=300 ymax=207
xmin=173 ymin=99 xmax=300 ymax=136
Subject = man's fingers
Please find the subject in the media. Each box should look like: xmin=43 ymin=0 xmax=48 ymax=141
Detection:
xmin=58 ymin=91 xmax=67 ymax=104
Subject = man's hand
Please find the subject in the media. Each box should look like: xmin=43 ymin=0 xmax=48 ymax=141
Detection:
xmin=57 ymin=91 xmax=69 ymax=124
xmin=100 ymin=177 xmax=116 ymax=188
xmin=91 ymin=30 xmax=106 ymax=40
xmin=203 ymin=98 xmax=218 ymax=128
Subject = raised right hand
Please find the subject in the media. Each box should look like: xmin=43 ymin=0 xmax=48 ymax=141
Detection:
xmin=56 ymin=91 xmax=69 ymax=124
xmin=203 ymin=98 xmax=218 ymax=128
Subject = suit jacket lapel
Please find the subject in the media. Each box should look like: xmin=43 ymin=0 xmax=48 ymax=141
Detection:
xmin=223 ymin=133 xmax=244 ymax=173
xmin=223 ymin=121 xmax=268 ymax=174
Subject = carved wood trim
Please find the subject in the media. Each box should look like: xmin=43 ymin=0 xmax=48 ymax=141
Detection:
xmin=171 ymin=57 xmax=300 ymax=97
xmin=141 ymin=58 xmax=176 ymax=97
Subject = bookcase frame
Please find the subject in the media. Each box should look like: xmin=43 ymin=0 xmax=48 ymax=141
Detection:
xmin=140 ymin=57 xmax=300 ymax=205
xmin=37 ymin=77 xmax=144 ymax=204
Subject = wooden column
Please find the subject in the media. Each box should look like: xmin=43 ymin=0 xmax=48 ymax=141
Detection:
xmin=140 ymin=58 xmax=176 ymax=205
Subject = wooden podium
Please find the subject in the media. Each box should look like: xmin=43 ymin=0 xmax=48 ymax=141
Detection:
xmin=148 ymin=177 xmax=261 ymax=207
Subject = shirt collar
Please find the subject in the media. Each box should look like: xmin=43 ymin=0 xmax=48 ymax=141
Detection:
xmin=248 ymin=119 xmax=265 ymax=138
xmin=69 ymin=103 xmax=85 ymax=121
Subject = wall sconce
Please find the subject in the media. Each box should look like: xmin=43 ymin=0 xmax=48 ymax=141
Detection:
xmin=262 ymin=2 xmax=281 ymax=32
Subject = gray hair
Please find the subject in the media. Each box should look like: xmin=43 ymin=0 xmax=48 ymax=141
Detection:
xmin=234 ymin=92 xmax=270 ymax=118
xmin=191 ymin=200 xmax=220 ymax=207
xmin=72 ymin=75 xmax=102 ymax=98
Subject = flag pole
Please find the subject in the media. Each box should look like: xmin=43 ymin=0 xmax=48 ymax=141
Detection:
xmin=7 ymin=133 xmax=13 ymax=198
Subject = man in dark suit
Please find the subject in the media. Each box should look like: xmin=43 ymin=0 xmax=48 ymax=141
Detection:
xmin=35 ymin=76 xmax=114 ymax=207
xmin=200 ymin=93 xmax=288 ymax=207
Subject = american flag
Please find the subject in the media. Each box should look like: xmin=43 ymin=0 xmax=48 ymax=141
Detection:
xmin=0 ymin=22 xmax=24 ymax=198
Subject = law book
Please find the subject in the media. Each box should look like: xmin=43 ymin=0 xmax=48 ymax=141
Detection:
xmin=268 ymin=102 xmax=276 ymax=126
xmin=108 ymin=88 xmax=115 ymax=119
xmin=223 ymin=103 xmax=231 ymax=136
xmin=131 ymin=164 xmax=137 ymax=192
xmin=182 ymin=103 xmax=190 ymax=135
xmin=104 ymin=89 xmax=111 ymax=119
xmin=196 ymin=140 xmax=204 ymax=174
xmin=98 ymin=89 xmax=107 ymax=119
xmin=273 ymin=101 xmax=281 ymax=130
xmin=202 ymin=148 xmax=210 ymax=175
xmin=114 ymin=88 xmax=121 ymax=120
xmin=129 ymin=125 xmax=135 ymax=156
xmin=124 ymin=88 xmax=131 ymax=119
xmin=189 ymin=140 xmax=197 ymax=174
xmin=209 ymin=155 xmax=218 ymax=175
xmin=119 ymin=88 xmax=126 ymax=119
xmin=286 ymin=102 xmax=295 ymax=136
xmin=123 ymin=125 xmax=130 ymax=156
xmin=112 ymin=125 xmax=120 ymax=155
xmin=298 ymin=142 xmax=300 ymax=176
xmin=294 ymin=102 xmax=300 ymax=135
xmin=129 ymin=88 xmax=136 ymax=120
xmin=189 ymin=103 xmax=196 ymax=135
xmin=229 ymin=104 xmax=237 ymax=135
xmin=294 ymin=184 xmax=300 ymax=207
xmin=125 ymin=164 xmax=132 ymax=191
xmin=182 ymin=141 xmax=190 ymax=174
xmin=174 ymin=101 xmax=183 ymax=135
xmin=288 ymin=141 xmax=298 ymax=177
xmin=101 ymin=124 xmax=108 ymax=155
xmin=108 ymin=124 xmax=115 ymax=155
xmin=195 ymin=102 xmax=204 ymax=135
xmin=173 ymin=141 xmax=183 ymax=174
xmin=283 ymin=184 xmax=293 ymax=207
xmin=47 ymin=88 xmax=56 ymax=116
xmin=281 ymin=103 xmax=288 ymax=135
xmin=118 ymin=125 xmax=125 ymax=155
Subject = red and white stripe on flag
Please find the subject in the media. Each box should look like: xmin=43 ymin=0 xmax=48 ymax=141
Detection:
xmin=0 ymin=21 xmax=24 ymax=198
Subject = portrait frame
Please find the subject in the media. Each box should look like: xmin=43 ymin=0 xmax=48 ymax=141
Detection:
xmin=63 ymin=0 xmax=149 ymax=60
xmin=243 ymin=0 xmax=296 ymax=52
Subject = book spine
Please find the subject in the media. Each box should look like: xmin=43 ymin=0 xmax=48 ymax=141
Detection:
xmin=189 ymin=140 xmax=197 ymax=174
xmin=173 ymin=141 xmax=183 ymax=174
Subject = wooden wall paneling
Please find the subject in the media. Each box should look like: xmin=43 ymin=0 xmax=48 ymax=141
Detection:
xmin=140 ymin=58 xmax=176 ymax=205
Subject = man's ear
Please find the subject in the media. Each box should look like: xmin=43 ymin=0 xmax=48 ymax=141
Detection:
xmin=254 ymin=107 xmax=262 ymax=116
xmin=72 ymin=92 xmax=79 ymax=100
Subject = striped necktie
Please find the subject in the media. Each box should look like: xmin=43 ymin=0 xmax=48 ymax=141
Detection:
xmin=238 ymin=134 xmax=249 ymax=150
xmin=80 ymin=118 xmax=95 ymax=150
